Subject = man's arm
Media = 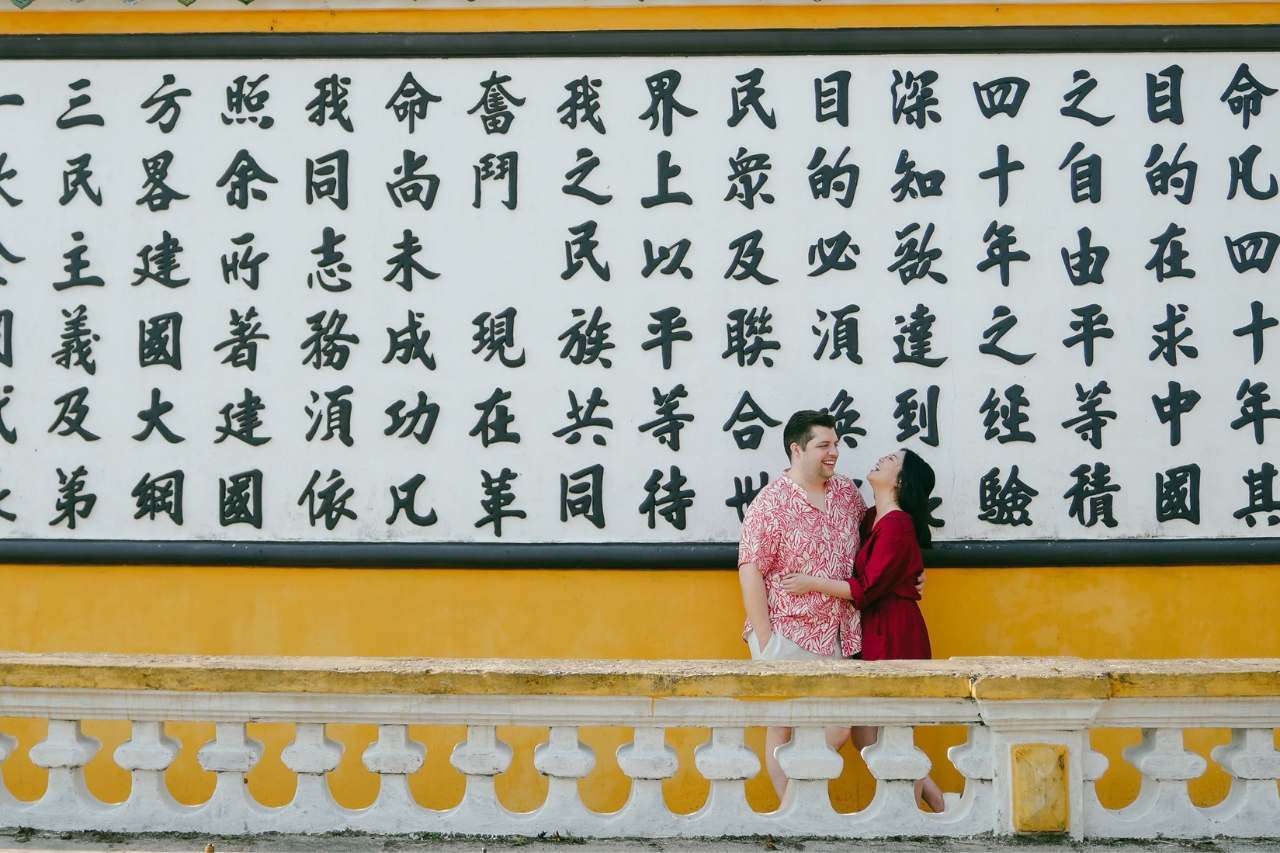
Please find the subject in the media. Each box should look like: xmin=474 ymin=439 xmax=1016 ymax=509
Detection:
xmin=739 ymin=561 xmax=772 ymax=647
xmin=779 ymin=573 xmax=854 ymax=599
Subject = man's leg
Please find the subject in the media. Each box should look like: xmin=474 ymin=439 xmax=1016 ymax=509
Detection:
xmin=765 ymin=726 xmax=791 ymax=800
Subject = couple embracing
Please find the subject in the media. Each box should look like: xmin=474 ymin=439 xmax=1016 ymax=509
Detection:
xmin=737 ymin=409 xmax=947 ymax=812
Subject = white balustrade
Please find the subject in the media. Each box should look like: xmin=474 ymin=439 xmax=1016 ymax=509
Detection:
xmin=0 ymin=654 xmax=1273 ymax=840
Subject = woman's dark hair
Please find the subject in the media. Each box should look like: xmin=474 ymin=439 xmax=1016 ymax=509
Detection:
xmin=895 ymin=448 xmax=936 ymax=550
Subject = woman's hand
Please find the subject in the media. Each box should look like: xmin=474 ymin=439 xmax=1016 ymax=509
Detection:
xmin=780 ymin=572 xmax=821 ymax=594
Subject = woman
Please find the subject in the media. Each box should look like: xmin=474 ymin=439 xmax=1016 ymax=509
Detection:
xmin=780 ymin=448 xmax=946 ymax=812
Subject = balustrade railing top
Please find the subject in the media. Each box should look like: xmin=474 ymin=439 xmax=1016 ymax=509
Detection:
xmin=0 ymin=653 xmax=1276 ymax=840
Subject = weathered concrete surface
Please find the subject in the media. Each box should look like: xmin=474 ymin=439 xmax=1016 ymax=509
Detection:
xmin=0 ymin=652 xmax=1277 ymax=700
xmin=2 ymin=830 xmax=1280 ymax=853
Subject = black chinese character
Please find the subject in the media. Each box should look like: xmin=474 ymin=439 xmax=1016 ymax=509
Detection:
xmin=1147 ymin=64 xmax=1184 ymax=124
xmin=978 ymin=144 xmax=1024 ymax=207
xmin=973 ymin=76 xmax=1029 ymax=118
xmin=1146 ymin=143 xmax=1197 ymax=205
xmin=559 ymin=76 xmax=605 ymax=133
xmin=1235 ymin=462 xmax=1280 ymax=526
xmin=891 ymin=149 xmax=945 ymax=202
xmin=560 ymin=464 xmax=605 ymax=529
xmin=639 ymin=465 xmax=695 ymax=530
xmin=307 ymin=227 xmax=350 ymax=292
xmin=214 ymin=307 xmax=268 ymax=371
xmin=384 ymin=230 xmax=438 ymax=292
xmin=808 ymin=232 xmax=859 ymax=277
xmin=217 ymin=149 xmax=277 ymax=209
xmin=1229 ymin=144 xmax=1278 ymax=201
xmin=807 ymin=146 xmax=858 ymax=208
xmin=473 ymin=152 xmax=517 ymax=210
xmin=136 ymin=151 xmax=188 ymax=212
xmin=1234 ymin=301 xmax=1278 ymax=364
xmin=815 ymin=71 xmax=850 ymax=125
xmin=812 ymin=304 xmax=861 ymax=363
xmin=893 ymin=303 xmax=946 ymax=367
xmin=301 ymin=310 xmax=358 ymax=370
xmin=222 ymin=232 xmax=268 ymax=290
xmin=1064 ymin=462 xmax=1120 ymax=528
xmin=979 ymin=466 xmax=1038 ymax=526
xmin=1058 ymin=141 xmax=1101 ymax=204
xmin=553 ymin=387 xmax=612 ymax=446
xmin=724 ymin=230 xmax=776 ymax=284
xmin=639 ymin=70 xmax=697 ymax=137
xmin=980 ymin=385 xmax=1035 ymax=443
xmin=979 ymin=306 xmax=1034 ymax=365
xmin=0 ymin=385 xmax=15 ymax=446
xmin=385 ymin=392 xmax=439 ymax=445
xmin=1147 ymin=222 xmax=1195 ymax=281
xmin=49 ymin=387 xmax=99 ymax=441
xmin=0 ymin=312 xmax=10 ymax=368
xmin=53 ymin=232 xmax=102 ymax=291
xmin=726 ymin=472 xmax=770 ymax=522
xmin=638 ymin=384 xmax=692 ymax=451
xmin=384 ymin=310 xmax=435 ymax=370
xmin=307 ymin=74 xmax=353 ymax=131
xmin=305 ymin=385 xmax=354 ymax=447
xmin=141 ymin=75 xmax=190 ymax=134
xmin=385 ymin=72 xmax=440 ymax=133
xmin=1156 ymin=463 xmax=1200 ymax=524
xmin=563 ymin=148 xmax=612 ymax=206
xmin=563 ymin=220 xmax=611 ymax=281
xmin=471 ymin=308 xmax=525 ymax=368
xmin=641 ymin=150 xmax=691 ymax=208
xmin=0 ymin=153 xmax=22 ymax=208
xmin=888 ymin=222 xmax=946 ymax=285
xmin=468 ymin=71 xmax=524 ymax=134
xmin=1060 ymin=70 xmax=1113 ymax=126
xmin=559 ymin=307 xmax=613 ymax=368
xmin=133 ymin=231 xmax=189 ymax=289
xmin=223 ymin=74 xmax=273 ymax=128
xmin=139 ymin=311 xmax=181 ymax=370
xmin=53 ymin=305 xmax=97 ymax=374
xmin=60 ymin=154 xmax=101 ymax=207
xmin=220 ymin=469 xmax=263 ymax=529
xmin=822 ymin=390 xmax=866 ymax=449
xmin=132 ymin=469 xmax=183 ymax=524
xmin=0 ymin=235 xmax=20 ymax=285
xmin=471 ymin=387 xmax=520 ymax=446
xmin=728 ymin=68 xmax=775 ymax=129
xmin=642 ymin=238 xmax=692 ymax=279
xmin=1152 ymin=380 xmax=1201 ymax=447
xmin=57 ymin=79 xmax=103 ymax=129
xmin=1221 ymin=63 xmax=1275 ymax=129
xmin=891 ymin=70 xmax=940 ymax=128
xmin=725 ymin=148 xmax=773 ymax=209
xmin=306 ymin=149 xmax=349 ymax=210
xmin=1226 ymin=231 xmax=1280 ymax=274
xmin=298 ymin=469 xmax=356 ymax=530
xmin=387 ymin=150 xmax=439 ymax=211
xmin=215 ymin=388 xmax=270 ymax=446
xmin=722 ymin=390 xmax=780 ymax=450
xmin=1061 ymin=227 xmax=1109 ymax=286
xmin=387 ymin=474 xmax=438 ymax=527
xmin=476 ymin=468 xmax=525 ymax=536
xmin=1233 ymin=378 xmax=1280 ymax=444
xmin=50 ymin=465 xmax=95 ymax=529
xmin=895 ymin=386 xmax=940 ymax=447
xmin=133 ymin=387 xmax=184 ymax=444
xmin=1150 ymin=303 xmax=1198 ymax=366
xmin=724 ymin=307 xmax=780 ymax=367
xmin=977 ymin=220 xmax=1030 ymax=286
xmin=1062 ymin=380 xmax=1115 ymax=450
xmin=642 ymin=307 xmax=692 ymax=370
xmin=1063 ymin=304 xmax=1113 ymax=367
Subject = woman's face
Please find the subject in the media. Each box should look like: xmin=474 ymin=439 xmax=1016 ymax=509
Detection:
xmin=868 ymin=449 xmax=906 ymax=492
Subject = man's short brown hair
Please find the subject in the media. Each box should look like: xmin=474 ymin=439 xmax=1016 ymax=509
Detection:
xmin=783 ymin=410 xmax=836 ymax=460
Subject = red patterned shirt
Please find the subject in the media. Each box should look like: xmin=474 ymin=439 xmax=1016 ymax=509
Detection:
xmin=738 ymin=472 xmax=867 ymax=657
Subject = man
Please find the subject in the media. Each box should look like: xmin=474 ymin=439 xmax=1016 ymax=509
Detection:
xmin=737 ymin=410 xmax=868 ymax=800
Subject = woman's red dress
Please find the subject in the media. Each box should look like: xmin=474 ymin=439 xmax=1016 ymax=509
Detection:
xmin=847 ymin=508 xmax=932 ymax=661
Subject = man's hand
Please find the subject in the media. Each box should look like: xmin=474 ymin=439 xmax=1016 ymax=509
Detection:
xmin=916 ymin=570 xmax=926 ymax=596
xmin=780 ymin=572 xmax=821 ymax=594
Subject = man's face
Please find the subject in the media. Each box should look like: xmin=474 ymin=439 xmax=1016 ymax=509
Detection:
xmin=791 ymin=426 xmax=839 ymax=481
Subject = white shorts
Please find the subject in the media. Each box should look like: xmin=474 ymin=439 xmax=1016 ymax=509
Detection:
xmin=747 ymin=631 xmax=843 ymax=661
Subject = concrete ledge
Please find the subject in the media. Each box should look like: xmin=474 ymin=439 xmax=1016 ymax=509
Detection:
xmin=0 ymin=652 xmax=1276 ymax=700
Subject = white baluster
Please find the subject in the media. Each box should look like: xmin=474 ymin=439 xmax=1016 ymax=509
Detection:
xmin=356 ymin=724 xmax=430 ymax=832
xmin=687 ymin=726 xmax=767 ymax=836
xmin=1204 ymin=728 xmax=1280 ymax=835
xmin=444 ymin=725 xmax=514 ymax=834
xmin=111 ymin=721 xmax=187 ymax=830
xmin=0 ymin=726 xmax=19 ymax=813
xmin=941 ymin=724 xmax=996 ymax=830
xmin=25 ymin=720 xmax=109 ymax=828
xmin=1100 ymin=727 xmax=1211 ymax=837
xmin=850 ymin=726 xmax=933 ymax=835
xmin=195 ymin=722 xmax=272 ymax=833
xmin=533 ymin=726 xmax=597 ymax=833
xmin=773 ymin=726 xmax=844 ymax=834
xmin=279 ymin=723 xmax=347 ymax=832
xmin=612 ymin=727 xmax=677 ymax=834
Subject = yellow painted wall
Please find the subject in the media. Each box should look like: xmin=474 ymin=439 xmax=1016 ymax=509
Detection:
xmin=0 ymin=0 xmax=1276 ymax=822
xmin=0 ymin=564 xmax=1277 ymax=814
